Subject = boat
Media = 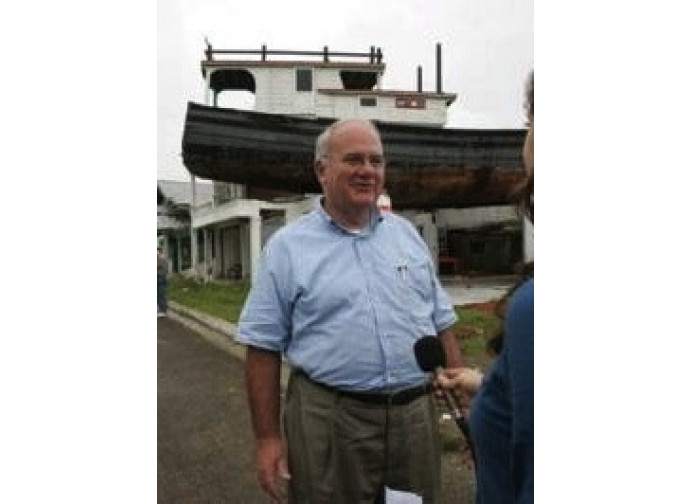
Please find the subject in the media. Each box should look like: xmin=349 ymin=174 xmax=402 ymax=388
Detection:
xmin=181 ymin=102 xmax=527 ymax=210
xmin=170 ymin=44 xmax=531 ymax=281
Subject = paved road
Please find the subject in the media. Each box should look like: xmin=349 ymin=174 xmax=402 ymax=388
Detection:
xmin=441 ymin=276 xmax=513 ymax=307
xmin=158 ymin=312 xmax=476 ymax=503
xmin=157 ymin=316 xmax=268 ymax=503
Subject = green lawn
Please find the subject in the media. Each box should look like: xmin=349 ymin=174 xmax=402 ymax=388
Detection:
xmin=168 ymin=275 xmax=251 ymax=323
xmin=454 ymin=306 xmax=501 ymax=370
xmin=168 ymin=274 xmax=499 ymax=369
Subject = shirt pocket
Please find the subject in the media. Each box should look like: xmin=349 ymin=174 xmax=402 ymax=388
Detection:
xmin=394 ymin=259 xmax=434 ymax=326
xmin=401 ymin=260 xmax=432 ymax=301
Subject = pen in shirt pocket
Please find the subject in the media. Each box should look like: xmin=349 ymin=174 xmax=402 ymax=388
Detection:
xmin=396 ymin=263 xmax=409 ymax=281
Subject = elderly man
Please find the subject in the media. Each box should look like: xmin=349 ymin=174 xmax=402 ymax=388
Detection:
xmin=238 ymin=118 xmax=461 ymax=503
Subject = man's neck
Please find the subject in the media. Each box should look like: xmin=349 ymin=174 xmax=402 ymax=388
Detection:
xmin=322 ymin=200 xmax=371 ymax=232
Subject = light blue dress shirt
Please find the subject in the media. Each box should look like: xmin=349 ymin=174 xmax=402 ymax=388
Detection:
xmin=237 ymin=202 xmax=457 ymax=392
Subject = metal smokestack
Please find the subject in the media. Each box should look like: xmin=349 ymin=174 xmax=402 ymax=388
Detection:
xmin=436 ymin=43 xmax=442 ymax=93
xmin=417 ymin=65 xmax=423 ymax=92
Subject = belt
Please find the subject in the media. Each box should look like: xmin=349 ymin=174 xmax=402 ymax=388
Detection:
xmin=295 ymin=370 xmax=431 ymax=406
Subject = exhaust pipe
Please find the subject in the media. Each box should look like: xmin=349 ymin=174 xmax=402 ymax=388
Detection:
xmin=436 ymin=43 xmax=442 ymax=94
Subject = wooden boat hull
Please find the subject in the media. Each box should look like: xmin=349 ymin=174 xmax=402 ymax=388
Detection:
xmin=182 ymin=102 xmax=528 ymax=210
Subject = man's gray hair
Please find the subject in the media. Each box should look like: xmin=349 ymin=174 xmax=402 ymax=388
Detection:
xmin=314 ymin=118 xmax=381 ymax=162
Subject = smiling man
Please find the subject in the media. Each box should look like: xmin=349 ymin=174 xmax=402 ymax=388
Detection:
xmin=238 ymin=118 xmax=461 ymax=503
xmin=315 ymin=120 xmax=385 ymax=231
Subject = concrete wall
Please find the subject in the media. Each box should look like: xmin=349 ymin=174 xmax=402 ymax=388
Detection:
xmin=435 ymin=206 xmax=518 ymax=229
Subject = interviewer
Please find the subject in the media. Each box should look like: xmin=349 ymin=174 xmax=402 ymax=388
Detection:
xmin=438 ymin=70 xmax=534 ymax=504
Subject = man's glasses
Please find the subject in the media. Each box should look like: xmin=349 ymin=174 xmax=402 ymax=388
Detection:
xmin=335 ymin=153 xmax=385 ymax=169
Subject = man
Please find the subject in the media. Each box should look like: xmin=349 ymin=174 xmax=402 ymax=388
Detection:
xmin=157 ymin=247 xmax=169 ymax=317
xmin=237 ymin=118 xmax=461 ymax=503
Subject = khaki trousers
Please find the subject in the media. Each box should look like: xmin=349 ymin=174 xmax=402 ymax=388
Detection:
xmin=284 ymin=371 xmax=442 ymax=503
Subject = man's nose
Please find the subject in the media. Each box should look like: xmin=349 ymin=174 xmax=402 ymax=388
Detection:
xmin=359 ymin=156 xmax=384 ymax=170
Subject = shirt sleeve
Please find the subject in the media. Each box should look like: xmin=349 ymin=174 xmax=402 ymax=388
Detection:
xmin=236 ymin=238 xmax=293 ymax=352
xmin=504 ymin=280 xmax=534 ymax=503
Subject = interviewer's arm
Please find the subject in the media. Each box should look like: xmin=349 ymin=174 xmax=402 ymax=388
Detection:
xmin=505 ymin=285 xmax=534 ymax=503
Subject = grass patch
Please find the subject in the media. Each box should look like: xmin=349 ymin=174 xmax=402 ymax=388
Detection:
xmin=168 ymin=275 xmax=251 ymax=323
xmin=452 ymin=305 xmax=501 ymax=371
xmin=456 ymin=305 xmax=500 ymax=329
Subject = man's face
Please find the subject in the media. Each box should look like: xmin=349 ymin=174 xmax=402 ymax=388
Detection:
xmin=316 ymin=122 xmax=385 ymax=215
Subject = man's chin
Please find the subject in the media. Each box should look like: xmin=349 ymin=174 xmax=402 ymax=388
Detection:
xmin=352 ymin=196 xmax=376 ymax=208
xmin=351 ymin=189 xmax=377 ymax=201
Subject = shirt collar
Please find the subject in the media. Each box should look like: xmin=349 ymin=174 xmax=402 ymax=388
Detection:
xmin=315 ymin=197 xmax=385 ymax=236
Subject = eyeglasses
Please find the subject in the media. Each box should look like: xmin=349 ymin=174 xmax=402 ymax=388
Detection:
xmin=324 ymin=153 xmax=385 ymax=169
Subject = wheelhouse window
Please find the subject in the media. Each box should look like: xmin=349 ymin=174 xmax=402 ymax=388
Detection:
xmin=296 ymin=69 xmax=312 ymax=92
xmin=360 ymin=97 xmax=377 ymax=107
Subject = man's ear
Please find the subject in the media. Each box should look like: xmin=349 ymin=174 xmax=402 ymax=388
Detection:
xmin=314 ymin=159 xmax=325 ymax=178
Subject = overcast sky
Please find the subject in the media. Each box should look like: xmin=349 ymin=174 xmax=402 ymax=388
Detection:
xmin=158 ymin=0 xmax=533 ymax=181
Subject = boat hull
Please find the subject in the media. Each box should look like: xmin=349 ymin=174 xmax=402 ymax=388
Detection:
xmin=181 ymin=102 xmax=527 ymax=210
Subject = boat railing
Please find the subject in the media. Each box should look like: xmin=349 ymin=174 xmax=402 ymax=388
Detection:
xmin=204 ymin=41 xmax=383 ymax=64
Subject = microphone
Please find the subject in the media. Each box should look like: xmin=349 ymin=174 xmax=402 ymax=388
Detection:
xmin=413 ymin=335 xmax=476 ymax=465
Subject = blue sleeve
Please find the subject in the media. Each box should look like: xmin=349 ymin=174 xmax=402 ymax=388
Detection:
xmin=504 ymin=279 xmax=534 ymax=503
xmin=237 ymin=236 xmax=293 ymax=352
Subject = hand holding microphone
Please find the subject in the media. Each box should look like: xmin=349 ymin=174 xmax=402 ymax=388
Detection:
xmin=414 ymin=336 xmax=477 ymax=466
xmin=436 ymin=367 xmax=484 ymax=397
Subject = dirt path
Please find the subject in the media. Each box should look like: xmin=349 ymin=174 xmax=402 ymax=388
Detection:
xmin=438 ymin=412 xmax=477 ymax=503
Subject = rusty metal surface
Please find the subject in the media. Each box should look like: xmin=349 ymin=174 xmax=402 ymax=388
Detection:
xmin=182 ymin=102 xmax=527 ymax=210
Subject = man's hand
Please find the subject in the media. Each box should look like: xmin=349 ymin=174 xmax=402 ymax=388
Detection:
xmin=256 ymin=436 xmax=291 ymax=503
